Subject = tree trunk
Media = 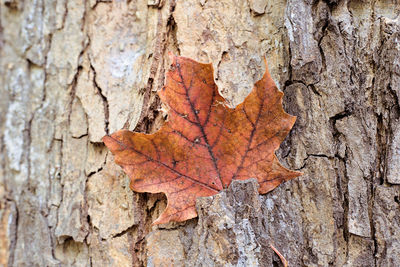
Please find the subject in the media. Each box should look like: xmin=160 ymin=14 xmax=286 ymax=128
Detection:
xmin=1 ymin=0 xmax=399 ymax=266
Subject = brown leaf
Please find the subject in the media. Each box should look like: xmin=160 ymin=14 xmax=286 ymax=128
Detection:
xmin=103 ymin=54 xmax=301 ymax=224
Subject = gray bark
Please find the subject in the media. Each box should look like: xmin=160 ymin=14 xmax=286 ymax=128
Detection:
xmin=1 ymin=0 xmax=400 ymax=266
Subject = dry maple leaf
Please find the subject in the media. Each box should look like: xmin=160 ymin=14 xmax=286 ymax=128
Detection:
xmin=103 ymin=54 xmax=301 ymax=224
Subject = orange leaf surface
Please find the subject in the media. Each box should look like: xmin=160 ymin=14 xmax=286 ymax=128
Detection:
xmin=103 ymin=55 xmax=301 ymax=224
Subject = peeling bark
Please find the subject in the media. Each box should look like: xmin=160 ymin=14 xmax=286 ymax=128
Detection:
xmin=1 ymin=0 xmax=400 ymax=266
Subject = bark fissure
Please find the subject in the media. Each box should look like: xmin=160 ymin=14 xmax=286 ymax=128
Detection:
xmin=1 ymin=0 xmax=400 ymax=266
xmin=89 ymin=62 xmax=110 ymax=136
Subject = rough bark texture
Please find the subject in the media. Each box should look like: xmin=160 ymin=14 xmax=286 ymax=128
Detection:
xmin=1 ymin=0 xmax=399 ymax=266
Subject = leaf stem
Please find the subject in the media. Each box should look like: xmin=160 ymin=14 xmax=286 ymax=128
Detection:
xmin=270 ymin=243 xmax=288 ymax=267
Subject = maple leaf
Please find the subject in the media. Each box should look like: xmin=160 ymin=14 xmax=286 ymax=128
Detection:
xmin=103 ymin=54 xmax=301 ymax=224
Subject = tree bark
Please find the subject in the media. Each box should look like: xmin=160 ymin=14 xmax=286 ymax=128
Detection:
xmin=1 ymin=0 xmax=400 ymax=266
